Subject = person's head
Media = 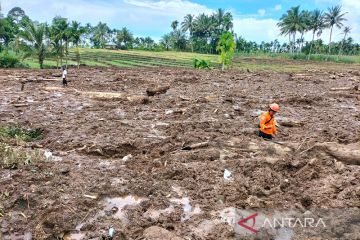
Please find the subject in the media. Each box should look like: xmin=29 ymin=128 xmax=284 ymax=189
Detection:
xmin=269 ymin=103 xmax=280 ymax=116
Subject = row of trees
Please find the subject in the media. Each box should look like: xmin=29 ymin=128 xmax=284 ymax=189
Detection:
xmin=0 ymin=4 xmax=358 ymax=69
xmin=161 ymin=9 xmax=234 ymax=53
xmin=0 ymin=6 xmax=161 ymax=68
xmin=236 ymin=36 xmax=359 ymax=55
xmin=277 ymin=5 xmax=356 ymax=58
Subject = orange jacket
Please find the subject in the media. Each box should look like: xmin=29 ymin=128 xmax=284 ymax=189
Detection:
xmin=259 ymin=111 xmax=276 ymax=135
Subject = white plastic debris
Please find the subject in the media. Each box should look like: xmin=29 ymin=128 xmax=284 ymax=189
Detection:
xmin=122 ymin=154 xmax=133 ymax=162
xmin=165 ymin=109 xmax=174 ymax=115
xmin=223 ymin=169 xmax=232 ymax=181
xmin=44 ymin=150 xmax=53 ymax=160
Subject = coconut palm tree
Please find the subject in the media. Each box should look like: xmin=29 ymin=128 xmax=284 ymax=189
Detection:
xmin=171 ymin=20 xmax=178 ymax=31
xmin=181 ymin=14 xmax=194 ymax=51
xmin=19 ymin=20 xmax=48 ymax=69
xmin=338 ymin=26 xmax=351 ymax=57
xmin=324 ymin=5 xmax=347 ymax=57
xmin=298 ymin=10 xmax=310 ymax=52
xmin=277 ymin=6 xmax=302 ymax=53
xmin=307 ymin=10 xmax=325 ymax=60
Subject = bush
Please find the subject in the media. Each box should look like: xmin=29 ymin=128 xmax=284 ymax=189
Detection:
xmin=194 ymin=58 xmax=211 ymax=69
xmin=0 ymin=125 xmax=43 ymax=142
xmin=0 ymin=52 xmax=27 ymax=68
xmin=0 ymin=142 xmax=44 ymax=169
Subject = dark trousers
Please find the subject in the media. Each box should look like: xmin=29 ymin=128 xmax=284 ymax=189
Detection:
xmin=258 ymin=130 xmax=272 ymax=140
xmin=62 ymin=78 xmax=67 ymax=86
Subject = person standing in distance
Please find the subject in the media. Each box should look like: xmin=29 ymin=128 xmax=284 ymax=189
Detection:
xmin=62 ymin=66 xmax=68 ymax=87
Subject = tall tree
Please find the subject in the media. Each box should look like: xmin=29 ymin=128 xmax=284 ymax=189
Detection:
xmin=338 ymin=26 xmax=351 ymax=57
xmin=69 ymin=21 xmax=85 ymax=68
xmin=19 ymin=20 xmax=48 ymax=69
xmin=171 ymin=20 xmax=179 ymax=31
xmin=160 ymin=34 xmax=171 ymax=50
xmin=324 ymin=5 xmax=347 ymax=57
xmin=50 ymin=16 xmax=69 ymax=66
xmin=181 ymin=14 xmax=194 ymax=51
xmin=307 ymin=9 xmax=325 ymax=59
xmin=298 ymin=10 xmax=310 ymax=52
xmin=90 ymin=22 xmax=110 ymax=48
xmin=277 ymin=6 xmax=302 ymax=53
xmin=115 ymin=27 xmax=134 ymax=49
xmin=7 ymin=7 xmax=26 ymax=24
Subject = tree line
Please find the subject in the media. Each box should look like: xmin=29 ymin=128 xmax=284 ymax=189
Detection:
xmin=0 ymin=5 xmax=359 ymax=69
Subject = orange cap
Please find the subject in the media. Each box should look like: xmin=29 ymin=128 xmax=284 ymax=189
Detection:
xmin=270 ymin=103 xmax=280 ymax=112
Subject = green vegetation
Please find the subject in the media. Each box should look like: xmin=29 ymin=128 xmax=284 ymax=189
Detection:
xmin=0 ymin=125 xmax=43 ymax=142
xmin=194 ymin=58 xmax=211 ymax=69
xmin=0 ymin=4 xmax=358 ymax=70
xmin=0 ymin=124 xmax=44 ymax=169
xmin=0 ymin=51 xmax=25 ymax=67
xmin=0 ymin=142 xmax=44 ymax=169
xmin=216 ymin=32 xmax=236 ymax=70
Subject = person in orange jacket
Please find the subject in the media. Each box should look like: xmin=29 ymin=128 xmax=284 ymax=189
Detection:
xmin=258 ymin=103 xmax=280 ymax=140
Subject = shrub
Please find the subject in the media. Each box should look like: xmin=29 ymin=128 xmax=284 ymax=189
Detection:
xmin=194 ymin=58 xmax=211 ymax=69
xmin=0 ymin=52 xmax=27 ymax=68
xmin=0 ymin=125 xmax=43 ymax=142
xmin=0 ymin=142 xmax=44 ymax=169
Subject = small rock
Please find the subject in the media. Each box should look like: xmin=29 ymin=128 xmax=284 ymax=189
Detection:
xmin=245 ymin=195 xmax=262 ymax=208
xmin=60 ymin=167 xmax=70 ymax=175
xmin=122 ymin=154 xmax=133 ymax=162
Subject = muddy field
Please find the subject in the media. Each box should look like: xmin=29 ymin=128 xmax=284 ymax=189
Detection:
xmin=0 ymin=65 xmax=359 ymax=240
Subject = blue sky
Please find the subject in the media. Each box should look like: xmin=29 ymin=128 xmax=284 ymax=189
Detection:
xmin=2 ymin=0 xmax=360 ymax=43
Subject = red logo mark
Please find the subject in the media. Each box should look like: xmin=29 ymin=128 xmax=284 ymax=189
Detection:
xmin=238 ymin=213 xmax=259 ymax=233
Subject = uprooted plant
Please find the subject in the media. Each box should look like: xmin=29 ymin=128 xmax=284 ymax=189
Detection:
xmin=0 ymin=142 xmax=45 ymax=169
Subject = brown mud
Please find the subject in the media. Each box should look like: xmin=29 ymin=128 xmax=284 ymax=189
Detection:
xmin=0 ymin=66 xmax=359 ymax=239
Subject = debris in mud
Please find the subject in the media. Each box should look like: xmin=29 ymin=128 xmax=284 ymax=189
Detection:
xmin=223 ymin=169 xmax=233 ymax=181
xmin=170 ymin=197 xmax=201 ymax=222
xmin=146 ymin=85 xmax=170 ymax=96
xmin=1 ymin=67 xmax=360 ymax=239
xmin=182 ymin=142 xmax=209 ymax=150
xmin=143 ymin=226 xmax=184 ymax=240
xmin=313 ymin=142 xmax=360 ymax=165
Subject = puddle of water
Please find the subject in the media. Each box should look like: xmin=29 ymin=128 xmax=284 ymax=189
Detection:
xmin=26 ymin=96 xmax=34 ymax=103
xmin=51 ymin=92 xmax=63 ymax=98
xmin=143 ymin=205 xmax=175 ymax=220
xmin=102 ymin=196 xmax=143 ymax=220
xmin=170 ymin=197 xmax=201 ymax=222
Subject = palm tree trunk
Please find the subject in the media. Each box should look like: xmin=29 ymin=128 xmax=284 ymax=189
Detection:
xmin=327 ymin=25 xmax=333 ymax=60
xmin=292 ymin=32 xmax=296 ymax=54
xmin=288 ymin=34 xmax=291 ymax=53
xmin=307 ymin=31 xmax=315 ymax=61
xmin=338 ymin=33 xmax=347 ymax=59
xmin=299 ymin=32 xmax=304 ymax=53
xmin=60 ymin=40 xmax=63 ymax=67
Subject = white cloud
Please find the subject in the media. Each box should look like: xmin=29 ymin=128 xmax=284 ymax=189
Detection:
xmin=274 ymin=4 xmax=282 ymax=11
xmin=257 ymin=9 xmax=266 ymax=16
xmin=124 ymin=0 xmax=213 ymax=17
xmin=2 ymin=0 xmax=359 ymax=43
xmin=233 ymin=18 xmax=286 ymax=42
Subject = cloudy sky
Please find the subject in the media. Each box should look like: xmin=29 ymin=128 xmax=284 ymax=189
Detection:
xmin=2 ymin=0 xmax=360 ymax=43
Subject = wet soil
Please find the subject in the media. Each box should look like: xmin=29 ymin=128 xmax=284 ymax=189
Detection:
xmin=0 ymin=66 xmax=359 ymax=239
